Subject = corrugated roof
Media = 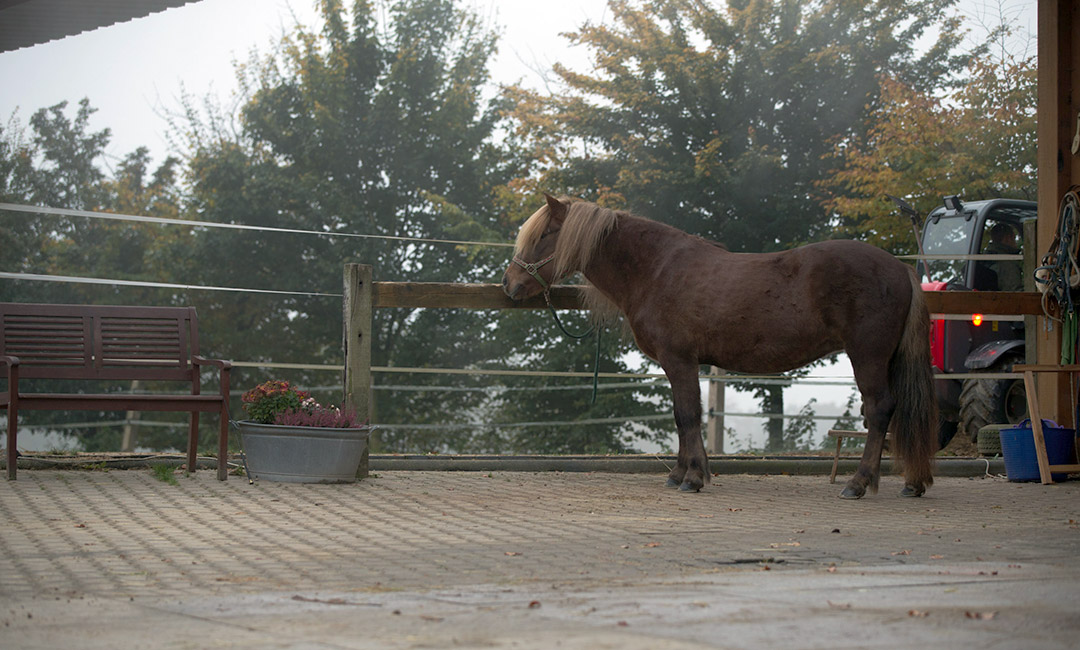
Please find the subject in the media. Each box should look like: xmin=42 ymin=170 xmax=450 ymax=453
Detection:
xmin=0 ymin=0 xmax=198 ymax=53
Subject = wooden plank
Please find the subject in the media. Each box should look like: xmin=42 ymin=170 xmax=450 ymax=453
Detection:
xmin=373 ymin=282 xmax=586 ymax=310
xmin=1021 ymin=370 xmax=1056 ymax=484
xmin=923 ymin=291 xmax=1043 ymax=315
xmin=1013 ymin=365 xmax=1080 ymax=373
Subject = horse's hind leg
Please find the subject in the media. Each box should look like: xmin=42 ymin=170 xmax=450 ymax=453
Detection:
xmin=840 ymin=364 xmax=895 ymax=500
xmin=661 ymin=358 xmax=711 ymax=492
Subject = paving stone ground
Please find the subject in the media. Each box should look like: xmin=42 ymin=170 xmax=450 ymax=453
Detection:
xmin=0 ymin=469 xmax=1078 ymax=648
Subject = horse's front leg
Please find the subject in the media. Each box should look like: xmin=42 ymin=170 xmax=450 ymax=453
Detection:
xmin=661 ymin=358 xmax=711 ymax=492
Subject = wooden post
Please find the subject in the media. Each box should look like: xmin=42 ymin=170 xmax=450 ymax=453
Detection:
xmin=1024 ymin=220 xmax=1037 ymax=365
xmin=343 ymin=264 xmax=373 ymax=479
xmin=705 ymin=367 xmax=725 ymax=455
xmin=1034 ymin=0 xmax=1077 ymax=427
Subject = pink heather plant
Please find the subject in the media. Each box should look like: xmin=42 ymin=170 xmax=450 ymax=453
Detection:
xmin=241 ymin=380 xmax=364 ymax=428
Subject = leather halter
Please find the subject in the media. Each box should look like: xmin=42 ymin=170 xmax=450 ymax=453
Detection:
xmin=511 ymin=253 xmax=556 ymax=292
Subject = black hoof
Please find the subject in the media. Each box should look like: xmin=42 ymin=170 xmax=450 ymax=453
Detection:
xmin=838 ymin=486 xmax=864 ymax=500
xmin=665 ymin=477 xmax=680 ymax=488
xmin=899 ymin=485 xmax=924 ymax=498
xmin=678 ymin=481 xmax=701 ymax=493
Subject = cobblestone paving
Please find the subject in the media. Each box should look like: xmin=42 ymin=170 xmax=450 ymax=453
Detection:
xmin=0 ymin=470 xmax=1077 ymax=601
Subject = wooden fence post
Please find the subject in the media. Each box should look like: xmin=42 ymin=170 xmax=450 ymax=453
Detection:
xmin=705 ymin=367 xmax=726 ymax=455
xmin=343 ymin=264 xmax=373 ymax=478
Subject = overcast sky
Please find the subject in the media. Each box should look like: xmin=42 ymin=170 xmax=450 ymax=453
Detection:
xmin=0 ymin=0 xmax=612 ymax=168
xmin=0 ymin=0 xmax=1034 ymax=170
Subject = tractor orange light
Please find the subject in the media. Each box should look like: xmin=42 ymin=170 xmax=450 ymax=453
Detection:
xmin=972 ymin=313 xmax=983 ymax=326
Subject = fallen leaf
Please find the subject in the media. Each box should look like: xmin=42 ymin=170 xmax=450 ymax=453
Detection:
xmin=617 ymin=621 xmax=629 ymax=627
xmin=504 ymin=551 xmax=522 ymax=556
xmin=930 ymin=554 xmax=945 ymax=560
xmin=643 ymin=542 xmax=662 ymax=548
xmin=827 ymin=566 xmax=837 ymax=573
xmin=891 ymin=550 xmax=911 ymax=556
xmin=698 ymin=514 xmax=715 ymax=518
xmin=965 ymin=611 xmax=997 ymax=620
xmin=528 ymin=601 xmax=541 ymax=609
xmin=728 ymin=508 xmax=743 ymax=512
xmin=827 ymin=601 xmax=851 ymax=609
xmin=908 ymin=610 xmax=929 ymax=618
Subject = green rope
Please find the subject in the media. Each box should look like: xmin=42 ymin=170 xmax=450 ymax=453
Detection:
xmin=1063 ymin=311 xmax=1078 ymax=366
xmin=544 ymin=299 xmax=602 ymax=405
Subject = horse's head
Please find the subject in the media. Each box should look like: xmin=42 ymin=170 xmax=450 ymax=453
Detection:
xmin=502 ymin=194 xmax=569 ymax=301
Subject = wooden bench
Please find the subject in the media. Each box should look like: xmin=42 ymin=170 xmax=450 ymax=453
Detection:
xmin=1 ymin=303 xmax=232 ymax=480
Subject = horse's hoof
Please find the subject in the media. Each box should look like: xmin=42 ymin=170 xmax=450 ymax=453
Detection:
xmin=838 ymin=486 xmax=864 ymax=499
xmin=678 ymin=481 xmax=702 ymax=493
xmin=899 ymin=485 xmax=924 ymax=498
xmin=665 ymin=477 xmax=680 ymax=488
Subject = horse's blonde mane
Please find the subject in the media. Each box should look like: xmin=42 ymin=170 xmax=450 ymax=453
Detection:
xmin=513 ymin=198 xmax=627 ymax=327
xmin=514 ymin=199 xmax=620 ymax=280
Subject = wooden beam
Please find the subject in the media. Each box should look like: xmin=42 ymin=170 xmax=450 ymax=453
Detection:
xmin=1034 ymin=0 xmax=1078 ymax=427
xmin=923 ymin=291 xmax=1043 ymax=315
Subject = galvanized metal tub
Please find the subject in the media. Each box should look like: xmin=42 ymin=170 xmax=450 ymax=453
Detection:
xmin=236 ymin=421 xmax=372 ymax=483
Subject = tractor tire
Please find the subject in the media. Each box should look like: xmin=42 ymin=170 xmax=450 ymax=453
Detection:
xmin=958 ymin=367 xmax=1028 ymax=442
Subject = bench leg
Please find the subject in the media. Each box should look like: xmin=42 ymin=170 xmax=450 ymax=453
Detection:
xmin=188 ymin=413 xmax=199 ymax=475
xmin=217 ymin=405 xmax=228 ymax=481
xmin=830 ymin=435 xmax=843 ymax=484
xmin=5 ymin=405 xmax=15 ymax=481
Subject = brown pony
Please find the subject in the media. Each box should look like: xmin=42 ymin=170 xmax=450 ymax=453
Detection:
xmin=503 ymin=195 xmax=937 ymax=499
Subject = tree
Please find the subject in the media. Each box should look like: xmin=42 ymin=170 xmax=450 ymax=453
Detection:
xmin=507 ymin=0 xmax=969 ymax=251
xmin=821 ymin=49 xmax=1037 ymax=252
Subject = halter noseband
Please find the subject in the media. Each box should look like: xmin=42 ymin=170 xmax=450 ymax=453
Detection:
xmin=512 ymin=253 xmax=556 ymax=292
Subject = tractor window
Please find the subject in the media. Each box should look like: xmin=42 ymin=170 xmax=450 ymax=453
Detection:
xmin=976 ymin=219 xmax=1024 ymax=291
xmin=921 ymin=215 xmax=976 ymax=284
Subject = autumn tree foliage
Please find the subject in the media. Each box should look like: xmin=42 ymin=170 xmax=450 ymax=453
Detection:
xmin=822 ymin=50 xmax=1037 ymax=253
xmin=506 ymin=0 xmax=970 ymax=254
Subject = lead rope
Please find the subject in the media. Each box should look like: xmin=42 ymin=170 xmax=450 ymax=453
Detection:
xmin=542 ymin=288 xmax=601 ymax=406
xmin=514 ymin=254 xmax=603 ymax=405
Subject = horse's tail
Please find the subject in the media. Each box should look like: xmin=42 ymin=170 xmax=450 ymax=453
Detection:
xmin=888 ymin=269 xmax=937 ymax=491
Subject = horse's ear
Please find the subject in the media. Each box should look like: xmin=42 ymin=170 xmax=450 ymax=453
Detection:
xmin=544 ymin=193 xmax=568 ymax=224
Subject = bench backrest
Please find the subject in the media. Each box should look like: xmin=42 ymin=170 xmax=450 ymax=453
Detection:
xmin=0 ymin=303 xmax=201 ymax=382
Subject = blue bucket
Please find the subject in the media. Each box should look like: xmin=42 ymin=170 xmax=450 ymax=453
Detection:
xmin=999 ymin=419 xmax=1077 ymax=482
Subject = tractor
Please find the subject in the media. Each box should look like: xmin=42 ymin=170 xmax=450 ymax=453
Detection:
xmin=893 ymin=194 xmax=1037 ymax=449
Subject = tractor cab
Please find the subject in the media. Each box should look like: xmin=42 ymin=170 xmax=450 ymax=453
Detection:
xmin=918 ymin=195 xmax=1033 ymax=294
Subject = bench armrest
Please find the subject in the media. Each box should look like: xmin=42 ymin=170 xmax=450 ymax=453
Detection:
xmin=1 ymin=354 xmax=18 ymax=378
xmin=2 ymin=355 xmax=19 ymax=396
xmin=192 ymin=355 xmax=231 ymax=370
